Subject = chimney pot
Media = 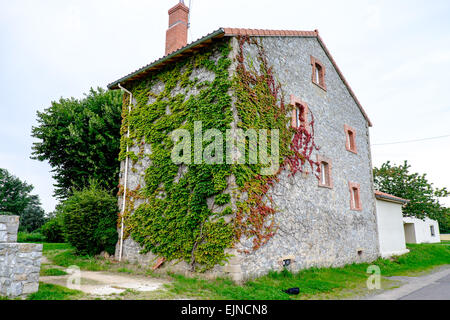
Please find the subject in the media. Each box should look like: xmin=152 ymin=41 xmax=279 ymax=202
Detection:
xmin=165 ymin=2 xmax=190 ymax=55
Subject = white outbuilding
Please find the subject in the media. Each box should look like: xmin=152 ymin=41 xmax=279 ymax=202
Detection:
xmin=375 ymin=191 xmax=410 ymax=258
xmin=403 ymin=216 xmax=440 ymax=244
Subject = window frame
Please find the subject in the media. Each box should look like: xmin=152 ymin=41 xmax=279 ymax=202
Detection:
xmin=310 ymin=56 xmax=327 ymax=91
xmin=317 ymin=155 xmax=333 ymax=189
xmin=348 ymin=182 xmax=362 ymax=211
xmin=344 ymin=124 xmax=357 ymax=154
xmin=290 ymin=95 xmax=309 ymax=131
xmin=430 ymin=225 xmax=435 ymax=237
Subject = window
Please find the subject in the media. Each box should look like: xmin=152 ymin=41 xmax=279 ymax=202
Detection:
xmin=290 ymin=95 xmax=309 ymax=130
xmin=349 ymin=182 xmax=362 ymax=211
xmin=344 ymin=124 xmax=357 ymax=154
xmin=430 ymin=225 xmax=435 ymax=237
xmin=317 ymin=155 xmax=333 ymax=188
xmin=310 ymin=56 xmax=326 ymax=90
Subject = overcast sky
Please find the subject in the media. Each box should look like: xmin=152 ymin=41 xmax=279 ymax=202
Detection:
xmin=1 ymin=0 xmax=449 ymax=213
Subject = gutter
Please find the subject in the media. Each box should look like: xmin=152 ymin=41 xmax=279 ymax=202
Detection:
xmin=117 ymin=83 xmax=133 ymax=262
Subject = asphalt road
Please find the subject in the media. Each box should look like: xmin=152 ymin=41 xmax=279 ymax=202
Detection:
xmin=399 ymin=273 xmax=450 ymax=300
xmin=368 ymin=266 xmax=450 ymax=300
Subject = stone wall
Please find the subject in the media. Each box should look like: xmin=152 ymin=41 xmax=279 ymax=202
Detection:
xmin=115 ymin=35 xmax=379 ymax=281
xmin=232 ymin=36 xmax=379 ymax=280
xmin=0 ymin=216 xmax=42 ymax=297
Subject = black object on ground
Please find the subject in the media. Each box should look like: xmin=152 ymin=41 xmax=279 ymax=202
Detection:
xmin=283 ymin=287 xmax=300 ymax=295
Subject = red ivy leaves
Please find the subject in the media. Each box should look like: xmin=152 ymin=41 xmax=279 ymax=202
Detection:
xmin=234 ymin=36 xmax=320 ymax=252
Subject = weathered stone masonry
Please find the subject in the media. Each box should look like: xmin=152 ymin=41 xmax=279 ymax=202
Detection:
xmin=232 ymin=37 xmax=379 ymax=280
xmin=0 ymin=216 xmax=42 ymax=297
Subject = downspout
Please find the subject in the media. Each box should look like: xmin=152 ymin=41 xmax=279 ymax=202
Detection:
xmin=118 ymin=83 xmax=132 ymax=262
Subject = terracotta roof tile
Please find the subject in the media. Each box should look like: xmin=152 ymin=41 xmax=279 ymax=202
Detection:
xmin=375 ymin=190 xmax=409 ymax=204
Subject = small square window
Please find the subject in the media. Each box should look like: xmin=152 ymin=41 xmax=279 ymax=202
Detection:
xmin=430 ymin=225 xmax=435 ymax=237
xmin=344 ymin=124 xmax=357 ymax=154
xmin=317 ymin=155 xmax=333 ymax=189
xmin=349 ymin=182 xmax=362 ymax=211
xmin=290 ymin=95 xmax=309 ymax=130
xmin=311 ymin=56 xmax=326 ymax=90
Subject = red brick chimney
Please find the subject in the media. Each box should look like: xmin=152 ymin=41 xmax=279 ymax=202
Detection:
xmin=165 ymin=1 xmax=190 ymax=55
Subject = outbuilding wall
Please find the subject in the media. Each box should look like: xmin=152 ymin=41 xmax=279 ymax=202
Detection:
xmin=375 ymin=199 xmax=408 ymax=257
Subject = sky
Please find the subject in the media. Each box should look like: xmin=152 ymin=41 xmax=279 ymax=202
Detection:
xmin=0 ymin=0 xmax=449 ymax=213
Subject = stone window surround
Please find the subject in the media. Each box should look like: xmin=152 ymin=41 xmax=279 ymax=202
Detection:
xmin=349 ymin=181 xmax=362 ymax=211
xmin=310 ymin=55 xmax=327 ymax=91
xmin=344 ymin=124 xmax=357 ymax=154
xmin=290 ymin=95 xmax=310 ymax=131
xmin=317 ymin=155 xmax=333 ymax=189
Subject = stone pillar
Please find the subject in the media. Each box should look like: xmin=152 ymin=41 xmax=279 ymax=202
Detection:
xmin=0 ymin=216 xmax=43 ymax=298
xmin=0 ymin=215 xmax=19 ymax=243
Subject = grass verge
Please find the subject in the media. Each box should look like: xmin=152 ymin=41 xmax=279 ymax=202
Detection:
xmin=36 ymin=242 xmax=449 ymax=300
xmin=27 ymin=283 xmax=84 ymax=300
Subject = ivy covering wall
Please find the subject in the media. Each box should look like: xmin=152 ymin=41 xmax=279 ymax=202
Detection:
xmin=118 ymin=37 xmax=319 ymax=271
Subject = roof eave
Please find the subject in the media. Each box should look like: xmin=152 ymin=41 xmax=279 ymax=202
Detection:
xmin=107 ymin=28 xmax=226 ymax=90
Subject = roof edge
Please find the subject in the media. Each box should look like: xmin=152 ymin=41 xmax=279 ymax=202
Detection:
xmin=108 ymin=28 xmax=226 ymax=90
xmin=375 ymin=190 xmax=409 ymax=204
xmin=107 ymin=28 xmax=373 ymax=127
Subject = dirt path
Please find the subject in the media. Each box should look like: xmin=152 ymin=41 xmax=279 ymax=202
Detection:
xmin=40 ymin=269 xmax=170 ymax=296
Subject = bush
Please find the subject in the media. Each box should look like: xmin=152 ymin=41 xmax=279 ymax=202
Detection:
xmin=61 ymin=184 xmax=118 ymax=256
xmin=17 ymin=231 xmax=45 ymax=243
xmin=41 ymin=218 xmax=65 ymax=243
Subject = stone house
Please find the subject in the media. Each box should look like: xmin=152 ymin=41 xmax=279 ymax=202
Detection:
xmin=107 ymin=1 xmax=379 ymax=281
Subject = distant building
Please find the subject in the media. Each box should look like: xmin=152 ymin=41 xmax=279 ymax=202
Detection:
xmin=403 ymin=217 xmax=440 ymax=244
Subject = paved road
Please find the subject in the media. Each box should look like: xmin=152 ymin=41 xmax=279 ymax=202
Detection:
xmin=368 ymin=266 xmax=450 ymax=300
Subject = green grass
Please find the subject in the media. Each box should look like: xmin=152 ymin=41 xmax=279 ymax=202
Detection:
xmin=17 ymin=232 xmax=45 ymax=243
xmin=27 ymin=283 xmax=84 ymax=300
xmin=43 ymin=243 xmax=108 ymax=271
xmin=40 ymin=268 xmax=68 ymax=276
xmin=165 ymin=243 xmax=450 ymax=300
xmin=117 ymin=268 xmax=135 ymax=274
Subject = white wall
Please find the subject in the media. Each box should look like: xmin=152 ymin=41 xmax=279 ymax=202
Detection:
xmin=403 ymin=217 xmax=441 ymax=244
xmin=375 ymin=199 xmax=409 ymax=258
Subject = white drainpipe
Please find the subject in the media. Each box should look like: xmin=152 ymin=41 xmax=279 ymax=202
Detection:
xmin=118 ymin=83 xmax=133 ymax=262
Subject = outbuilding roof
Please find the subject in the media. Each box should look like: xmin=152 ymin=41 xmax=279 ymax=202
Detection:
xmin=375 ymin=190 xmax=409 ymax=204
xmin=107 ymin=28 xmax=372 ymax=126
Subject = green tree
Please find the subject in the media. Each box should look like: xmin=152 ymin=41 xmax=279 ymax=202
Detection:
xmin=0 ymin=168 xmax=46 ymax=232
xmin=19 ymin=198 xmax=46 ymax=232
xmin=31 ymin=88 xmax=123 ymax=199
xmin=374 ymin=161 xmax=449 ymax=232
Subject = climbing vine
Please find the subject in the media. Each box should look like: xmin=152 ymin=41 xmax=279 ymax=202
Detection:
xmin=118 ymin=36 xmax=320 ymax=270
xmin=119 ymin=39 xmax=235 ymax=271
xmin=232 ymin=36 xmax=320 ymax=252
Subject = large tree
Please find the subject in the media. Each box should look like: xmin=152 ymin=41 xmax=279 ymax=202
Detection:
xmin=374 ymin=161 xmax=449 ymax=232
xmin=0 ymin=168 xmax=45 ymax=232
xmin=31 ymin=88 xmax=123 ymax=199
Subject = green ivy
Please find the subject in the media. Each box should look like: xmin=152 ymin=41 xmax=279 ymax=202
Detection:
xmin=119 ymin=39 xmax=234 ymax=270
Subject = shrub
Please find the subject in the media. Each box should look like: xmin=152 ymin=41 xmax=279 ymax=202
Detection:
xmin=61 ymin=184 xmax=118 ymax=256
xmin=41 ymin=218 xmax=65 ymax=243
